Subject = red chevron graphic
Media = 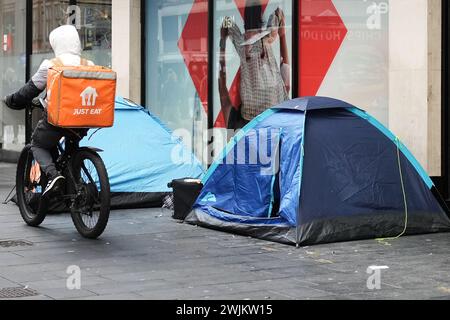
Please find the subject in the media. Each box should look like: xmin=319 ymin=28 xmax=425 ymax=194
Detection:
xmin=299 ymin=0 xmax=347 ymax=96
xmin=178 ymin=0 xmax=209 ymax=112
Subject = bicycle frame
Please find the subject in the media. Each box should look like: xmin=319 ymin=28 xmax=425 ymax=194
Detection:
xmin=16 ymin=100 xmax=111 ymax=239
xmin=53 ymin=136 xmax=103 ymax=206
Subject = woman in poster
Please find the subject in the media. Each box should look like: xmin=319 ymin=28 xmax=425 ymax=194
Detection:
xmin=219 ymin=0 xmax=291 ymax=129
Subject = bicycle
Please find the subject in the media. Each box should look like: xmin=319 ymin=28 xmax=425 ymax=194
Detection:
xmin=15 ymin=99 xmax=111 ymax=239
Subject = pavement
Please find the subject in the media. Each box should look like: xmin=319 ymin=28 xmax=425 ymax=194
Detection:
xmin=0 ymin=162 xmax=450 ymax=300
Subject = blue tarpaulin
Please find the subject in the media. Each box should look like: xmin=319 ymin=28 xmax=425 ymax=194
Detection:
xmin=81 ymin=96 xmax=204 ymax=208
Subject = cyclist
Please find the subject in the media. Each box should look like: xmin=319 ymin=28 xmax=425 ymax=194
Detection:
xmin=2 ymin=25 xmax=94 ymax=197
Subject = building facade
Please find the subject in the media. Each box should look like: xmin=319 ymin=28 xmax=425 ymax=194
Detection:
xmin=1 ymin=0 xmax=449 ymax=198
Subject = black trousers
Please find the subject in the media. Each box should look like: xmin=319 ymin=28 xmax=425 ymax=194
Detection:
xmin=31 ymin=112 xmax=87 ymax=178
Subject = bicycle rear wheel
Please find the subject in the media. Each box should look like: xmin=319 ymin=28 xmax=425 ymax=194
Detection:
xmin=16 ymin=145 xmax=47 ymax=226
xmin=70 ymin=150 xmax=110 ymax=239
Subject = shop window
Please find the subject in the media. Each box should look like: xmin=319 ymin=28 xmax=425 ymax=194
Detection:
xmin=145 ymin=0 xmax=209 ymax=163
xmin=0 ymin=0 xmax=26 ymax=152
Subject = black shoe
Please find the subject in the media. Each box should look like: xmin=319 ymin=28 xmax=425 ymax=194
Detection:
xmin=42 ymin=175 xmax=65 ymax=197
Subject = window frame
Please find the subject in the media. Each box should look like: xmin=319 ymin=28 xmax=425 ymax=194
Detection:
xmin=441 ymin=0 xmax=449 ymax=199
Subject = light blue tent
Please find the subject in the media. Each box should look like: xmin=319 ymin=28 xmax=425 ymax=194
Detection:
xmin=81 ymin=96 xmax=204 ymax=208
xmin=186 ymin=97 xmax=450 ymax=245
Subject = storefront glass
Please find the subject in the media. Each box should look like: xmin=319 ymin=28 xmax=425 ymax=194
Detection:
xmin=0 ymin=0 xmax=26 ymax=152
xmin=145 ymin=0 xmax=391 ymax=164
xmin=31 ymin=0 xmax=112 ymax=74
xmin=145 ymin=0 xmax=209 ymax=162
xmin=299 ymin=0 xmax=389 ymax=125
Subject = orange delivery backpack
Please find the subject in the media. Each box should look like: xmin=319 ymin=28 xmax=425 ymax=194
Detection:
xmin=46 ymin=58 xmax=117 ymax=128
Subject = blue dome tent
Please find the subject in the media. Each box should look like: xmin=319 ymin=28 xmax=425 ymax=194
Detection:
xmin=81 ymin=97 xmax=204 ymax=209
xmin=186 ymin=97 xmax=450 ymax=245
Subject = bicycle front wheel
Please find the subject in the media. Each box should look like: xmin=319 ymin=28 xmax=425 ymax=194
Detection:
xmin=70 ymin=150 xmax=110 ymax=239
xmin=16 ymin=145 xmax=47 ymax=227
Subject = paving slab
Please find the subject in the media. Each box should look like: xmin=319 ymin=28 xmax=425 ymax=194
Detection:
xmin=1 ymin=163 xmax=450 ymax=300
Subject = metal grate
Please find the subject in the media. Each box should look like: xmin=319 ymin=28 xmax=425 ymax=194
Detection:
xmin=0 ymin=240 xmax=33 ymax=248
xmin=0 ymin=287 xmax=39 ymax=299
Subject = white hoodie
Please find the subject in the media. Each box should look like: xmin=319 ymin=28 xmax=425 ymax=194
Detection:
xmin=31 ymin=25 xmax=94 ymax=90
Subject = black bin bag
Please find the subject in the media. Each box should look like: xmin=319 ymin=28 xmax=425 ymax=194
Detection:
xmin=167 ymin=178 xmax=203 ymax=220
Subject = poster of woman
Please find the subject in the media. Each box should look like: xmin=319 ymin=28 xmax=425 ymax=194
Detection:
xmin=217 ymin=0 xmax=292 ymax=130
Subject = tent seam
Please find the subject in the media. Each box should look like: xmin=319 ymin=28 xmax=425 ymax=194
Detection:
xmin=296 ymin=110 xmax=308 ymax=246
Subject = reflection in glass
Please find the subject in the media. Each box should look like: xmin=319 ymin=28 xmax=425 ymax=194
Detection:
xmin=146 ymin=0 xmax=208 ymax=164
xmin=31 ymin=0 xmax=112 ymax=75
xmin=0 ymin=0 xmax=26 ymax=151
